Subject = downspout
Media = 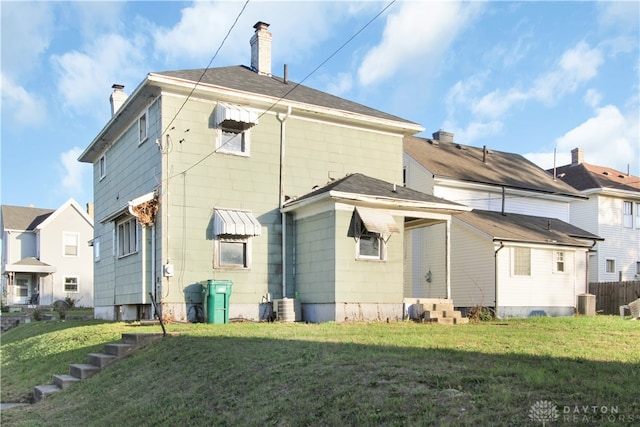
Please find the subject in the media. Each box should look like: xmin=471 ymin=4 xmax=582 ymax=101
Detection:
xmin=277 ymin=106 xmax=292 ymax=299
xmin=150 ymin=224 xmax=156 ymax=319
xmin=445 ymin=219 xmax=451 ymax=300
xmin=494 ymin=241 xmax=505 ymax=318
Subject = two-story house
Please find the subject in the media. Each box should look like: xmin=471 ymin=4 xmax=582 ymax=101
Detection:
xmin=79 ymin=22 xmax=469 ymax=323
xmin=403 ymin=132 xmax=602 ymax=317
xmin=550 ymin=148 xmax=640 ymax=282
xmin=1 ymin=199 xmax=94 ymax=307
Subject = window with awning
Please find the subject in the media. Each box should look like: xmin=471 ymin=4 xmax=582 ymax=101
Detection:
xmin=348 ymin=207 xmax=399 ymax=261
xmin=214 ymin=103 xmax=259 ymax=132
xmin=213 ymin=209 xmax=262 ymax=236
xmin=213 ymin=209 xmax=262 ymax=269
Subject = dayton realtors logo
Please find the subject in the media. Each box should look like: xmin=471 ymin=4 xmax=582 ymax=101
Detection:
xmin=529 ymin=401 xmax=640 ymax=425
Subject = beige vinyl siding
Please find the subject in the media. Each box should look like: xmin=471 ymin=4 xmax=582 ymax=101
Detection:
xmin=402 ymin=154 xmax=434 ymax=193
xmin=449 ymin=221 xmax=495 ymax=308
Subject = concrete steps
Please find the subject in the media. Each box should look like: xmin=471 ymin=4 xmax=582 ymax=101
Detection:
xmin=33 ymin=333 xmax=163 ymax=402
xmin=409 ymin=299 xmax=469 ymax=325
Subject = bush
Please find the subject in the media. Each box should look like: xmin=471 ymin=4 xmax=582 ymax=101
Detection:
xmin=31 ymin=308 xmax=45 ymax=321
xmin=469 ymin=305 xmax=495 ymax=322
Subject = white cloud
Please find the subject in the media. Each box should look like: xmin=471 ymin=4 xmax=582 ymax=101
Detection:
xmin=0 ymin=1 xmax=54 ymax=78
xmin=583 ymin=89 xmax=601 ymax=109
xmin=0 ymin=73 xmax=46 ymax=126
xmin=324 ymin=72 xmax=353 ymax=97
xmin=51 ymin=33 xmax=146 ymax=117
xmin=598 ymin=2 xmax=640 ymax=33
xmin=357 ymin=1 xmax=483 ymax=86
xmin=525 ymin=104 xmax=639 ymax=173
xmin=59 ymin=147 xmax=91 ymax=196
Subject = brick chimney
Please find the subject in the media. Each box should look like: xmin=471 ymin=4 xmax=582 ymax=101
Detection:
xmin=110 ymin=84 xmax=127 ymax=116
xmin=250 ymin=21 xmax=272 ymax=76
xmin=432 ymin=130 xmax=454 ymax=143
xmin=571 ymin=148 xmax=584 ymax=165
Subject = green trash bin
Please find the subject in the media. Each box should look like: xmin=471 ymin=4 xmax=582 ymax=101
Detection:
xmin=203 ymin=280 xmax=233 ymax=324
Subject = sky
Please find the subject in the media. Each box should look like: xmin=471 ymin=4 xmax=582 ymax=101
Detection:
xmin=1 ymin=0 xmax=639 ymax=210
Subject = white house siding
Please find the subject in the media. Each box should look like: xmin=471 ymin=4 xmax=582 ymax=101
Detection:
xmin=496 ymin=245 xmax=585 ymax=317
xmin=449 ymin=221 xmax=495 ymax=310
xmin=5 ymin=231 xmax=37 ymax=263
xmin=433 ymin=185 xmax=570 ymax=221
xmin=154 ymin=94 xmax=405 ymax=322
xmin=402 ymin=154 xmax=433 ymax=193
xmin=93 ymin=97 xmax=162 ymax=320
xmin=37 ymin=204 xmax=93 ymax=306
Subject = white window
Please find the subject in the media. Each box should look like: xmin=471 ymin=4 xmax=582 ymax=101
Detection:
xmin=64 ymin=276 xmax=79 ymax=293
xmin=636 ymin=203 xmax=640 ymax=229
xmin=623 ymin=201 xmax=633 ymax=228
xmin=138 ymin=112 xmax=148 ymax=144
xmin=216 ymin=128 xmax=250 ymax=155
xmin=357 ymin=229 xmax=386 ymax=260
xmin=99 ymin=155 xmax=106 ymax=180
xmin=514 ymin=247 xmax=531 ymax=276
xmin=554 ymin=251 xmax=565 ymax=273
xmin=117 ymin=217 xmax=138 ymax=257
xmin=63 ymin=232 xmax=79 ymax=256
xmin=605 ymin=259 xmax=616 ymax=273
xmin=16 ymin=278 xmax=28 ymax=297
xmin=94 ymin=237 xmax=101 ymax=262
xmin=215 ymin=238 xmax=250 ymax=268
xmin=636 ymin=261 xmax=640 ymax=276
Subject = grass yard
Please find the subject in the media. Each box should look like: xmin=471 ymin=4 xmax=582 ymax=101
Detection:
xmin=1 ymin=316 xmax=639 ymax=426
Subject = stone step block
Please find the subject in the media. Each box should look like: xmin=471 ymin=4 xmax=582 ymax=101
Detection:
xmin=88 ymin=352 xmax=118 ymax=368
xmin=103 ymin=343 xmax=135 ymax=357
xmin=33 ymin=384 xmax=61 ymax=402
xmin=69 ymin=363 xmax=100 ymax=380
xmin=53 ymin=374 xmax=81 ymax=389
xmin=431 ymin=303 xmax=454 ymax=312
xmin=443 ymin=311 xmax=462 ymax=319
xmin=454 ymin=317 xmax=469 ymax=324
xmin=436 ymin=317 xmax=455 ymax=325
xmin=121 ymin=333 xmax=164 ymax=347
xmin=423 ymin=311 xmax=444 ymax=320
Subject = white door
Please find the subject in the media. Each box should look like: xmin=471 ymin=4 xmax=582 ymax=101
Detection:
xmin=15 ymin=276 xmax=30 ymax=305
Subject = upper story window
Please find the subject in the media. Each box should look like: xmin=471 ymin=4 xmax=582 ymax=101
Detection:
xmin=623 ymin=201 xmax=633 ymax=228
xmin=214 ymin=103 xmax=259 ymax=156
xmin=99 ymin=155 xmax=106 ymax=180
xmin=117 ymin=217 xmax=138 ymax=257
xmin=513 ymin=247 xmax=531 ymax=276
xmin=138 ymin=112 xmax=148 ymax=144
xmin=93 ymin=237 xmax=101 ymax=262
xmin=63 ymin=232 xmax=79 ymax=257
xmin=636 ymin=203 xmax=640 ymax=229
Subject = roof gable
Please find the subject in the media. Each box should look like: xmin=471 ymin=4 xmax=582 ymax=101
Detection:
xmin=551 ymin=162 xmax=640 ymax=193
xmin=404 ymin=136 xmax=583 ymax=197
xmin=1 ymin=205 xmax=55 ymax=231
xmin=36 ymin=198 xmax=94 ymax=230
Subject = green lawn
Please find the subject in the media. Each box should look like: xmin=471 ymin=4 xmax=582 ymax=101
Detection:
xmin=2 ymin=316 xmax=639 ymax=426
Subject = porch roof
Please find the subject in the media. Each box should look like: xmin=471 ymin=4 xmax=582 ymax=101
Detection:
xmin=5 ymin=257 xmax=56 ymax=273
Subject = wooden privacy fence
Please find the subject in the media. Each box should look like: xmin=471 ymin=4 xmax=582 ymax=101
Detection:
xmin=588 ymin=281 xmax=640 ymax=315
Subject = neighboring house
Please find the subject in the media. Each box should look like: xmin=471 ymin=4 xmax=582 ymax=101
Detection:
xmin=79 ymin=22 xmax=469 ymax=323
xmin=403 ymin=132 xmax=602 ymax=317
xmin=549 ymin=148 xmax=640 ymax=282
xmin=1 ymin=199 xmax=94 ymax=307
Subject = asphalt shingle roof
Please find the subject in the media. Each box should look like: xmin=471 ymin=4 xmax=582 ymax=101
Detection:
xmin=404 ymin=136 xmax=584 ymax=198
xmin=457 ymin=209 xmax=602 ymax=247
xmin=154 ymin=65 xmax=419 ymax=126
xmin=550 ymin=162 xmax=640 ymax=193
xmin=1 ymin=205 xmax=54 ymax=231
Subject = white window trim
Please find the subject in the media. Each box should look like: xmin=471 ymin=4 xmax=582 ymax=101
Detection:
xmin=215 ymin=128 xmax=251 ymax=156
xmin=63 ymin=232 xmax=80 ymax=257
xmin=138 ymin=111 xmax=148 ymax=145
xmin=117 ymin=217 xmax=139 ymax=258
xmin=513 ymin=247 xmax=531 ymax=276
xmin=635 ymin=202 xmax=640 ymax=229
xmin=94 ymin=237 xmax=101 ymax=262
xmin=213 ymin=236 xmax=252 ymax=269
xmin=553 ymin=251 xmax=566 ymax=274
xmin=99 ymin=155 xmax=106 ymax=181
xmin=64 ymin=276 xmax=79 ymax=293
xmin=605 ymin=258 xmax=616 ymax=274
xmin=623 ymin=201 xmax=633 ymax=229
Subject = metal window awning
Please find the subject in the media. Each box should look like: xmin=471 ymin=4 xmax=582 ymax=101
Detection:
xmin=214 ymin=209 xmax=262 ymax=236
xmin=355 ymin=206 xmax=400 ymax=236
xmin=214 ymin=103 xmax=259 ymax=131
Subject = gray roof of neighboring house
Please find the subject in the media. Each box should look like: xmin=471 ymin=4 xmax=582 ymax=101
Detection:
xmin=457 ymin=209 xmax=602 ymax=247
xmin=154 ymin=65 xmax=419 ymax=126
xmin=404 ymin=135 xmax=585 ymax=198
xmin=285 ymin=173 xmax=467 ymax=207
xmin=549 ymin=162 xmax=640 ymax=193
xmin=1 ymin=205 xmax=55 ymax=231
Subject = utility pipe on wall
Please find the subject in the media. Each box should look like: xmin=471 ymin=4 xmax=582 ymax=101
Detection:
xmin=277 ymin=106 xmax=292 ymax=299
xmin=494 ymin=241 xmax=505 ymax=318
